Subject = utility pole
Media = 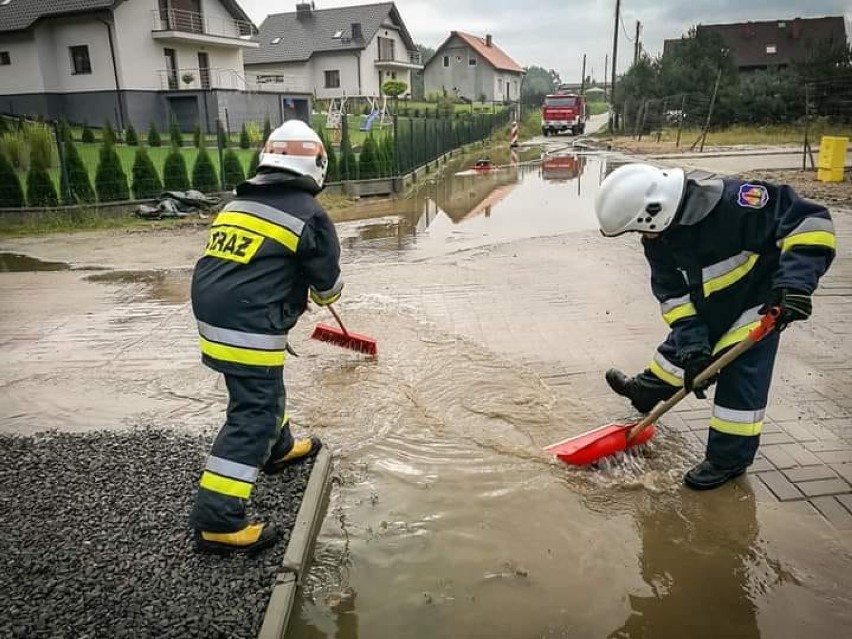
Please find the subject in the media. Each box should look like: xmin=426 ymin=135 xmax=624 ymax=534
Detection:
xmin=609 ymin=0 xmax=621 ymax=133
xmin=634 ymin=21 xmax=642 ymax=65
xmin=580 ymin=54 xmax=587 ymax=94
xmin=604 ymin=54 xmax=609 ymax=100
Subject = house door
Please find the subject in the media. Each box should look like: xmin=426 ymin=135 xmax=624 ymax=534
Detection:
xmin=168 ymin=96 xmax=200 ymax=132
xmin=164 ymin=48 xmax=178 ymax=90
xmin=198 ymin=52 xmax=210 ymax=89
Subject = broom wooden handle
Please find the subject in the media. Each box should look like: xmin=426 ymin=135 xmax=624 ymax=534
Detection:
xmin=626 ymin=308 xmax=779 ymax=442
xmin=327 ymin=305 xmax=351 ymax=337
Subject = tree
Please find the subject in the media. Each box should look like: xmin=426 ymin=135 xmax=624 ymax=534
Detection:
xmin=170 ymin=116 xmax=184 ymax=148
xmin=95 ymin=139 xmax=130 ymax=202
xmin=102 ymin=119 xmax=116 ymax=145
xmin=64 ymin=140 xmax=95 ymax=203
xmin=522 ymin=65 xmax=560 ymax=105
xmin=411 ymin=43 xmax=436 ymax=100
xmin=239 ymin=123 xmax=251 ymax=149
xmin=247 ymin=148 xmax=260 ymax=178
xmin=382 ymin=80 xmax=408 ymax=98
xmin=131 ymin=146 xmax=163 ymax=199
xmin=217 ymin=121 xmax=229 ymax=149
xmin=262 ymin=115 xmax=272 ymax=142
xmin=222 ymin=149 xmax=245 ymax=189
xmin=382 ymin=133 xmax=394 ymax=175
xmin=358 ymin=135 xmax=379 ymax=179
xmin=317 ymin=128 xmax=338 ymax=183
xmin=26 ymin=157 xmax=59 ymax=207
xmin=163 ymin=148 xmax=190 ymax=191
xmin=193 ymin=122 xmax=204 ymax=148
xmin=148 ymin=122 xmax=162 ymax=147
xmin=58 ymin=119 xmax=74 ymax=144
xmin=192 ymin=146 xmax=219 ymax=192
xmin=81 ymin=123 xmax=95 ymax=144
xmin=125 ymin=123 xmax=139 ymax=146
xmin=339 ymin=122 xmax=357 ymax=180
xmin=0 ymin=152 xmax=24 ymax=208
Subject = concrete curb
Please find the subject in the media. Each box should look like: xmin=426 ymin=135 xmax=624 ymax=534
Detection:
xmin=257 ymin=447 xmax=333 ymax=639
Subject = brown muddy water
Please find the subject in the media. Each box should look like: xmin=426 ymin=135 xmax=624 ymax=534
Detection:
xmin=1 ymin=148 xmax=850 ymax=638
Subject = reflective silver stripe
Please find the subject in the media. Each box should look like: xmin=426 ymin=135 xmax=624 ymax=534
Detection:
xmin=660 ymin=293 xmax=691 ymax=314
xmin=312 ymin=274 xmax=344 ymax=300
xmin=226 ymin=200 xmax=305 ymax=237
xmin=653 ymin=352 xmax=684 ymax=379
xmin=727 ymin=306 xmax=763 ymax=332
xmin=713 ymin=405 xmax=766 ymax=424
xmin=197 ymin=320 xmax=287 ymax=350
xmin=702 ymin=251 xmax=753 ymax=282
xmin=778 ymin=217 xmax=835 ymax=244
xmin=205 ymin=455 xmax=259 ymax=483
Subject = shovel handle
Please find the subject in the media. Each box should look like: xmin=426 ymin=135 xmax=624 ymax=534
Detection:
xmin=626 ymin=307 xmax=779 ymax=442
xmin=327 ymin=305 xmax=351 ymax=338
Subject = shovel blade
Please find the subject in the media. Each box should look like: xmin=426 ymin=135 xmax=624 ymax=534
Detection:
xmin=544 ymin=422 xmax=656 ymax=466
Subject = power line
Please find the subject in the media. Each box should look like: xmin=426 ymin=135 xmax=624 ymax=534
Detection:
xmin=619 ymin=14 xmax=634 ymax=41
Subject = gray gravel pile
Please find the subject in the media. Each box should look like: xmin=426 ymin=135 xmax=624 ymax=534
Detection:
xmin=0 ymin=428 xmax=313 ymax=638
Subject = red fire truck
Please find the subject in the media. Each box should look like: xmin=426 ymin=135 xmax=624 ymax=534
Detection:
xmin=541 ymin=89 xmax=587 ymax=137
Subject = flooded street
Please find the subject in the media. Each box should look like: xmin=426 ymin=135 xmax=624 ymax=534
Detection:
xmin=2 ymin=147 xmax=851 ymax=638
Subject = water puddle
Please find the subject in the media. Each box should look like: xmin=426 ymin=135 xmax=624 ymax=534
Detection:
xmin=0 ymin=252 xmax=70 ymax=272
xmin=84 ymin=269 xmax=191 ymax=305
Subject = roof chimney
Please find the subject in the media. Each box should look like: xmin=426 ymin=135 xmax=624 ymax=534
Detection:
xmin=296 ymin=2 xmax=313 ymax=19
xmin=486 ymin=34 xmax=493 ymax=47
xmin=351 ymin=22 xmax=363 ymax=41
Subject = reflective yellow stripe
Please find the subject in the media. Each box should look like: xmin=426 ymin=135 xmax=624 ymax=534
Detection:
xmin=780 ymin=231 xmax=837 ymax=252
xmin=649 ymin=359 xmax=684 ymax=387
xmin=703 ymin=254 xmax=758 ymax=297
xmin=713 ymin=320 xmax=760 ymax=355
xmin=199 ymin=471 xmax=253 ymax=499
xmin=710 ymin=416 xmax=763 ymax=437
xmin=200 ymin=337 xmax=286 ymax=367
xmin=214 ymin=211 xmax=299 ymax=252
xmin=310 ymin=289 xmax=342 ymax=306
xmin=663 ymin=302 xmax=697 ymax=326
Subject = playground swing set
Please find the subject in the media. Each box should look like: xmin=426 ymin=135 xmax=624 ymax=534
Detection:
xmin=325 ymin=96 xmax=391 ymax=141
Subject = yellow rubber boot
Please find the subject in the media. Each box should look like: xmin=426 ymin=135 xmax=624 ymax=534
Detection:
xmin=194 ymin=523 xmax=279 ymax=555
xmin=264 ymin=436 xmax=323 ymax=475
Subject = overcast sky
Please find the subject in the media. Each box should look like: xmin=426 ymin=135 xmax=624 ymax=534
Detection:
xmin=238 ymin=1 xmax=852 ymax=82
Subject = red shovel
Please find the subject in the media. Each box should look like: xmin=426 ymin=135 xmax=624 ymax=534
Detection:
xmin=545 ymin=308 xmax=779 ymax=466
xmin=311 ymin=305 xmax=378 ymax=357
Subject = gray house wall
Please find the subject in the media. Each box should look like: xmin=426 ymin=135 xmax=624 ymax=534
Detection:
xmin=424 ymin=36 xmax=498 ymax=102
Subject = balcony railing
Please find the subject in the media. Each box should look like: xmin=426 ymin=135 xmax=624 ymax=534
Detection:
xmin=374 ymin=51 xmax=423 ymax=67
xmin=158 ymin=68 xmax=311 ymax=94
xmin=151 ymin=8 xmax=255 ymax=40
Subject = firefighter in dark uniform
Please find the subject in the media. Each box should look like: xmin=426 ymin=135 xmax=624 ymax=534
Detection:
xmin=595 ymin=163 xmax=835 ymax=490
xmin=189 ymin=119 xmax=342 ymax=554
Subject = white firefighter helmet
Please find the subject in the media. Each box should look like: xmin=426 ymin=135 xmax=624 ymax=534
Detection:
xmin=594 ymin=163 xmax=686 ymax=237
xmin=257 ymin=119 xmax=329 ymax=189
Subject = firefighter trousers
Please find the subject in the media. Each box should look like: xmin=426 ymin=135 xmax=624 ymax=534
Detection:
xmin=634 ymin=330 xmax=780 ymax=470
xmin=189 ymin=371 xmax=295 ymax=533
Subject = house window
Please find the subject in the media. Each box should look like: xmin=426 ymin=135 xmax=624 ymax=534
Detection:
xmin=443 ymin=55 xmax=449 ymax=67
xmin=333 ymin=30 xmax=343 ymax=39
xmin=378 ymin=36 xmax=395 ymax=61
xmin=324 ymin=70 xmax=340 ymax=88
xmin=0 ymin=52 xmax=10 ymax=66
xmin=766 ymin=44 xmax=777 ymax=55
xmin=468 ymin=56 xmax=476 ymax=66
xmin=70 ymin=45 xmax=91 ymax=75
xmin=497 ymin=78 xmax=503 ymax=92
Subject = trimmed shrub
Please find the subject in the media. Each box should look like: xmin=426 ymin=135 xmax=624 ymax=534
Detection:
xmin=247 ymin=148 xmax=260 ymax=178
xmin=0 ymin=152 xmax=24 ymax=208
xmin=245 ymin=121 xmax=262 ymax=145
xmin=125 ymin=123 xmax=139 ymax=146
xmin=217 ymin=121 xmax=229 ymax=149
xmin=170 ymin=117 xmax=183 ymax=148
xmin=382 ymin=133 xmax=395 ymax=175
xmin=0 ymin=131 xmax=29 ymax=170
xmin=95 ymin=140 xmax=130 ymax=202
xmin=222 ymin=149 xmax=245 ymax=189
xmin=358 ymin=135 xmax=379 ymax=179
xmin=0 ymin=116 xmax=8 ymax=136
xmin=29 ymin=125 xmax=55 ymax=169
xmin=339 ymin=124 xmax=357 ymax=180
xmin=59 ymin=119 xmax=74 ymax=143
xmin=26 ymin=158 xmax=59 ymax=207
xmin=162 ymin=148 xmax=190 ymax=191
xmin=239 ymin=123 xmax=251 ymax=149
xmin=64 ymin=140 xmax=95 ymax=203
xmin=102 ymin=120 xmax=116 ymax=145
xmin=317 ymin=128 xmax=338 ymax=183
xmin=192 ymin=147 xmax=219 ymax=192
xmin=148 ymin=122 xmax=162 ymax=147
xmin=262 ymin=115 xmax=272 ymax=142
xmin=193 ymin=122 xmax=204 ymax=148
xmin=81 ymin=124 xmax=95 ymax=144
xmin=131 ymin=147 xmax=163 ymax=200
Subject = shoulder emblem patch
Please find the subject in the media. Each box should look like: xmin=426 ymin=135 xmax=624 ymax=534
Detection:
xmin=737 ymin=183 xmax=769 ymax=209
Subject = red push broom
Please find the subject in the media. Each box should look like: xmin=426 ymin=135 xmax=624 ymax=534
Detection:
xmin=545 ymin=308 xmax=779 ymax=466
xmin=310 ymin=305 xmax=378 ymax=357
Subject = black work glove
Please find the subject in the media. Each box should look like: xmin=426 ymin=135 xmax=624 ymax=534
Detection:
xmin=760 ymin=288 xmax=812 ymax=332
xmin=681 ymin=350 xmax=717 ymax=399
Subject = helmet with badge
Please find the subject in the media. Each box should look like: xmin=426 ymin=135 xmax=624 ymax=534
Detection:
xmin=257 ymin=119 xmax=329 ymax=189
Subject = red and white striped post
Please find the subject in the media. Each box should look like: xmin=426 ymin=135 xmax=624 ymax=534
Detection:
xmin=510 ymin=120 xmax=519 ymax=148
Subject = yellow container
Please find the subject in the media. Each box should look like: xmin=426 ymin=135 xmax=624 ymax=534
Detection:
xmin=817 ymin=136 xmax=848 ymax=170
xmin=817 ymin=167 xmax=845 ymax=183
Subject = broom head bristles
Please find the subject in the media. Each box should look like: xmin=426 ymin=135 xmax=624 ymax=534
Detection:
xmin=311 ymin=323 xmax=378 ymax=356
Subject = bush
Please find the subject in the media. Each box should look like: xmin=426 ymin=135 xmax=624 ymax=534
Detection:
xmin=28 ymin=125 xmax=55 ymax=169
xmin=148 ymin=122 xmax=162 ymax=147
xmin=217 ymin=121 xmax=229 ymax=149
xmin=95 ymin=140 xmax=130 ymax=202
xmin=262 ymin=115 xmax=272 ymax=142
xmin=382 ymin=80 xmax=408 ymax=98
xmin=64 ymin=140 xmax=95 ymax=203
xmin=247 ymin=148 xmax=260 ymax=178
xmin=222 ymin=149 xmax=245 ymax=189
xmin=192 ymin=147 xmax=219 ymax=192
xmin=170 ymin=117 xmax=183 ymax=148
xmin=81 ymin=124 xmax=95 ymax=144
xmin=382 ymin=133 xmax=394 ymax=175
xmin=317 ymin=128 xmax=338 ymax=183
xmin=0 ymin=131 xmax=29 ymax=170
xmin=245 ymin=121 xmax=262 ymax=145
xmin=162 ymin=148 xmax=190 ymax=191
xmin=193 ymin=122 xmax=204 ymax=148
xmin=339 ymin=124 xmax=357 ymax=180
xmin=0 ymin=152 xmax=24 ymax=208
xmin=102 ymin=120 xmax=116 ymax=145
xmin=239 ymin=123 xmax=251 ymax=149
xmin=358 ymin=135 xmax=379 ymax=179
xmin=131 ymin=147 xmax=163 ymax=199
xmin=26 ymin=158 xmax=59 ymax=207
xmin=59 ymin=119 xmax=74 ymax=143
xmin=125 ymin=123 xmax=139 ymax=146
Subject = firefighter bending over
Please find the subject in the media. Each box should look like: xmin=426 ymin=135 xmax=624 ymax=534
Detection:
xmin=596 ymin=163 xmax=835 ymax=490
xmin=189 ymin=120 xmax=342 ymax=554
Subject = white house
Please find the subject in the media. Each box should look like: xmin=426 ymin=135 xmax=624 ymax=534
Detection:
xmin=424 ymin=31 xmax=524 ymax=103
xmin=0 ymin=0 xmax=312 ymax=131
xmin=244 ymin=2 xmax=422 ymax=100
